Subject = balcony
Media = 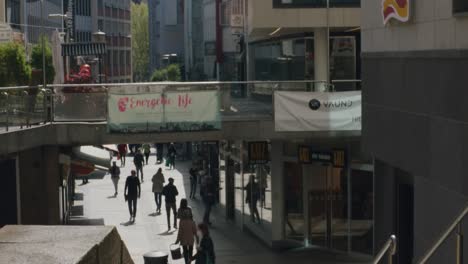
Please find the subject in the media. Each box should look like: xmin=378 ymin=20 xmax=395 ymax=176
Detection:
xmin=248 ymin=0 xmax=360 ymax=39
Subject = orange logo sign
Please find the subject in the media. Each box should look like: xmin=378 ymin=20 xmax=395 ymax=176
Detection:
xmin=382 ymin=0 xmax=410 ymax=24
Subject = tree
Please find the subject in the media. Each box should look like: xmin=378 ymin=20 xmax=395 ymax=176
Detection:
xmin=151 ymin=64 xmax=182 ymax=82
xmin=0 ymin=42 xmax=31 ymax=86
xmin=31 ymin=35 xmax=56 ymax=85
xmin=131 ymin=2 xmax=150 ymax=81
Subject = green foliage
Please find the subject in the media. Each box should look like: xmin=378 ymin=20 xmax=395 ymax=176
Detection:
xmin=151 ymin=64 xmax=182 ymax=82
xmin=31 ymin=35 xmax=55 ymax=84
xmin=131 ymin=2 xmax=150 ymax=81
xmin=0 ymin=42 xmax=31 ymax=86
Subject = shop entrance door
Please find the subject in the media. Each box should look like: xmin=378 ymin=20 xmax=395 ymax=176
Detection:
xmin=307 ymin=164 xmax=347 ymax=250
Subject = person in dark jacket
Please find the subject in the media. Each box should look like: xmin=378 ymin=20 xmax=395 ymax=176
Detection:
xmin=162 ymin=178 xmax=179 ymax=230
xmin=124 ymin=170 xmax=141 ymax=222
xmin=133 ymin=150 xmax=144 ymax=182
xmin=202 ymin=176 xmax=216 ymax=225
xmin=191 ymin=223 xmax=215 ymax=264
xmin=189 ymin=167 xmax=198 ymax=199
xmin=245 ymin=175 xmax=260 ymax=223
xmin=167 ymin=143 xmax=177 ymax=169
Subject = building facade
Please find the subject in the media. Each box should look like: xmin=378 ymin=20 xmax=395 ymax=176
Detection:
xmin=148 ymin=0 xmax=185 ymax=74
xmin=94 ymin=0 xmax=132 ymax=82
xmin=362 ymin=0 xmax=468 ymax=263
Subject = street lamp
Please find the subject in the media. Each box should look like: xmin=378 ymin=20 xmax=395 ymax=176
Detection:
xmin=92 ymin=30 xmax=106 ymax=83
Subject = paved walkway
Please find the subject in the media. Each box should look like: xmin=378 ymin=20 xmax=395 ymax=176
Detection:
xmin=73 ymin=151 xmax=371 ymax=264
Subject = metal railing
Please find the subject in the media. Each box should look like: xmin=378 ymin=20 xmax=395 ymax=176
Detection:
xmin=416 ymin=205 xmax=468 ymax=264
xmin=0 ymin=86 xmax=50 ymax=132
xmin=372 ymin=235 xmax=397 ymax=264
xmin=0 ymin=80 xmax=361 ymax=133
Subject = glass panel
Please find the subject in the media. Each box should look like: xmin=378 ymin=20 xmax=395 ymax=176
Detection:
xmin=53 ymin=91 xmax=107 ymax=121
xmin=330 ymin=166 xmax=348 ymax=251
xmin=308 ymin=165 xmax=328 ymax=247
xmin=285 ymin=162 xmax=304 ymax=240
xmin=351 ymin=169 xmax=374 ymax=255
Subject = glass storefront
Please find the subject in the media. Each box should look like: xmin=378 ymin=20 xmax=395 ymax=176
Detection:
xmin=252 ymin=36 xmax=358 ymax=91
xmin=218 ymin=140 xmax=373 ymax=254
xmin=283 ymin=142 xmax=373 ymax=255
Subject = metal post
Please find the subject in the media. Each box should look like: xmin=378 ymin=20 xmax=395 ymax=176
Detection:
xmin=457 ymin=223 xmax=464 ymax=264
xmin=99 ymin=55 xmax=103 ymax=83
xmin=326 ymin=0 xmax=330 ymax=92
xmin=3 ymin=92 xmax=9 ymax=131
xmin=41 ymin=0 xmax=47 ymax=89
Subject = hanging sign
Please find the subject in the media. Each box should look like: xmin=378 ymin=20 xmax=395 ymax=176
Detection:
xmin=108 ymin=90 xmax=221 ymax=133
xmin=274 ymin=91 xmax=361 ymax=132
xmin=298 ymin=146 xmax=312 ymax=164
xmin=333 ymin=149 xmax=346 ymax=168
xmin=248 ymin=141 xmax=269 ymax=164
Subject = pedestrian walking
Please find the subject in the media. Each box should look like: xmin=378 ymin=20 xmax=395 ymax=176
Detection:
xmin=151 ymin=168 xmax=165 ymax=214
xmin=189 ymin=167 xmax=198 ymax=199
xmin=142 ymin=143 xmax=151 ymax=165
xmin=133 ymin=150 xmax=144 ymax=182
xmin=175 ymin=199 xmax=198 ymax=264
xmin=245 ymin=175 xmax=260 ymax=223
xmin=167 ymin=143 xmax=177 ymax=170
xmin=109 ymin=161 xmax=121 ymax=196
xmin=124 ymin=170 xmax=141 ymax=222
xmin=162 ymin=178 xmax=179 ymax=230
xmin=117 ymin=144 xmax=128 ymax=167
xmin=202 ymin=177 xmax=216 ymax=225
xmin=191 ymin=223 xmax=215 ymax=264
xmin=155 ymin=143 xmax=164 ymax=164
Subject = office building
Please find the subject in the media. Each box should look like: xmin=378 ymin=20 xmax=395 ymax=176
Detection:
xmin=362 ymin=0 xmax=468 ymax=262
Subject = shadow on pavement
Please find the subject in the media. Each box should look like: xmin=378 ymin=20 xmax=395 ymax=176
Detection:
xmin=158 ymin=230 xmax=176 ymax=236
xmin=71 ymin=205 xmax=84 ymax=216
xmin=121 ymin=221 xmax=135 ymax=226
xmin=74 ymin=192 xmax=84 ymax=201
xmin=68 ymin=218 xmax=105 ymax=225
xmin=148 ymin=212 xmax=160 ymax=217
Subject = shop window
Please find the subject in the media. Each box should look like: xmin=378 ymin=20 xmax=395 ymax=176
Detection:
xmin=453 ymin=0 xmax=468 ymax=14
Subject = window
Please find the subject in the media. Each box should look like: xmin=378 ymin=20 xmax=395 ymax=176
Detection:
xmin=272 ymin=0 xmax=360 ymax=8
xmin=220 ymin=1 xmax=232 ymax=26
xmin=6 ymin=0 xmax=21 ymax=29
xmin=453 ymin=0 xmax=468 ymax=14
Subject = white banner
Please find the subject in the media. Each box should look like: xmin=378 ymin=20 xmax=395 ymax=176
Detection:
xmin=108 ymin=90 xmax=221 ymax=133
xmin=274 ymin=91 xmax=361 ymax=131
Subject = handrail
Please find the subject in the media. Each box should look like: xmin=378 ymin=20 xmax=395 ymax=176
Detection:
xmin=372 ymin=235 xmax=397 ymax=264
xmin=417 ymin=204 xmax=468 ymax=263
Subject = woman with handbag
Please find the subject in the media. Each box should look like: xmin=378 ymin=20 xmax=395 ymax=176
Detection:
xmin=175 ymin=199 xmax=198 ymax=264
xmin=191 ymin=223 xmax=215 ymax=264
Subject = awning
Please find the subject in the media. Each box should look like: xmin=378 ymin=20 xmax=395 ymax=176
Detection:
xmin=73 ymin=146 xmax=111 ymax=168
xmin=61 ymin=42 xmax=107 ymax=56
xmin=102 ymin=144 xmax=119 ymax=153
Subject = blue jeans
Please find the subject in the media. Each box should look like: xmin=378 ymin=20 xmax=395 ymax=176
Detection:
xmin=154 ymin=192 xmax=162 ymax=211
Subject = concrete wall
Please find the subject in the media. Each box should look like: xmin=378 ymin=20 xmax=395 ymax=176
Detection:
xmin=0 ymin=225 xmax=134 ymax=264
xmin=362 ymin=0 xmax=468 ymax=52
xmin=248 ymin=0 xmax=360 ymax=37
xmin=18 ymin=146 xmax=61 ymax=225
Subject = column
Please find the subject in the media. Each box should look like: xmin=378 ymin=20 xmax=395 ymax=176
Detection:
xmin=314 ymin=28 xmax=329 ymax=92
xmin=0 ymin=2 xmax=5 ymax=22
xmin=271 ymin=140 xmax=285 ymax=243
